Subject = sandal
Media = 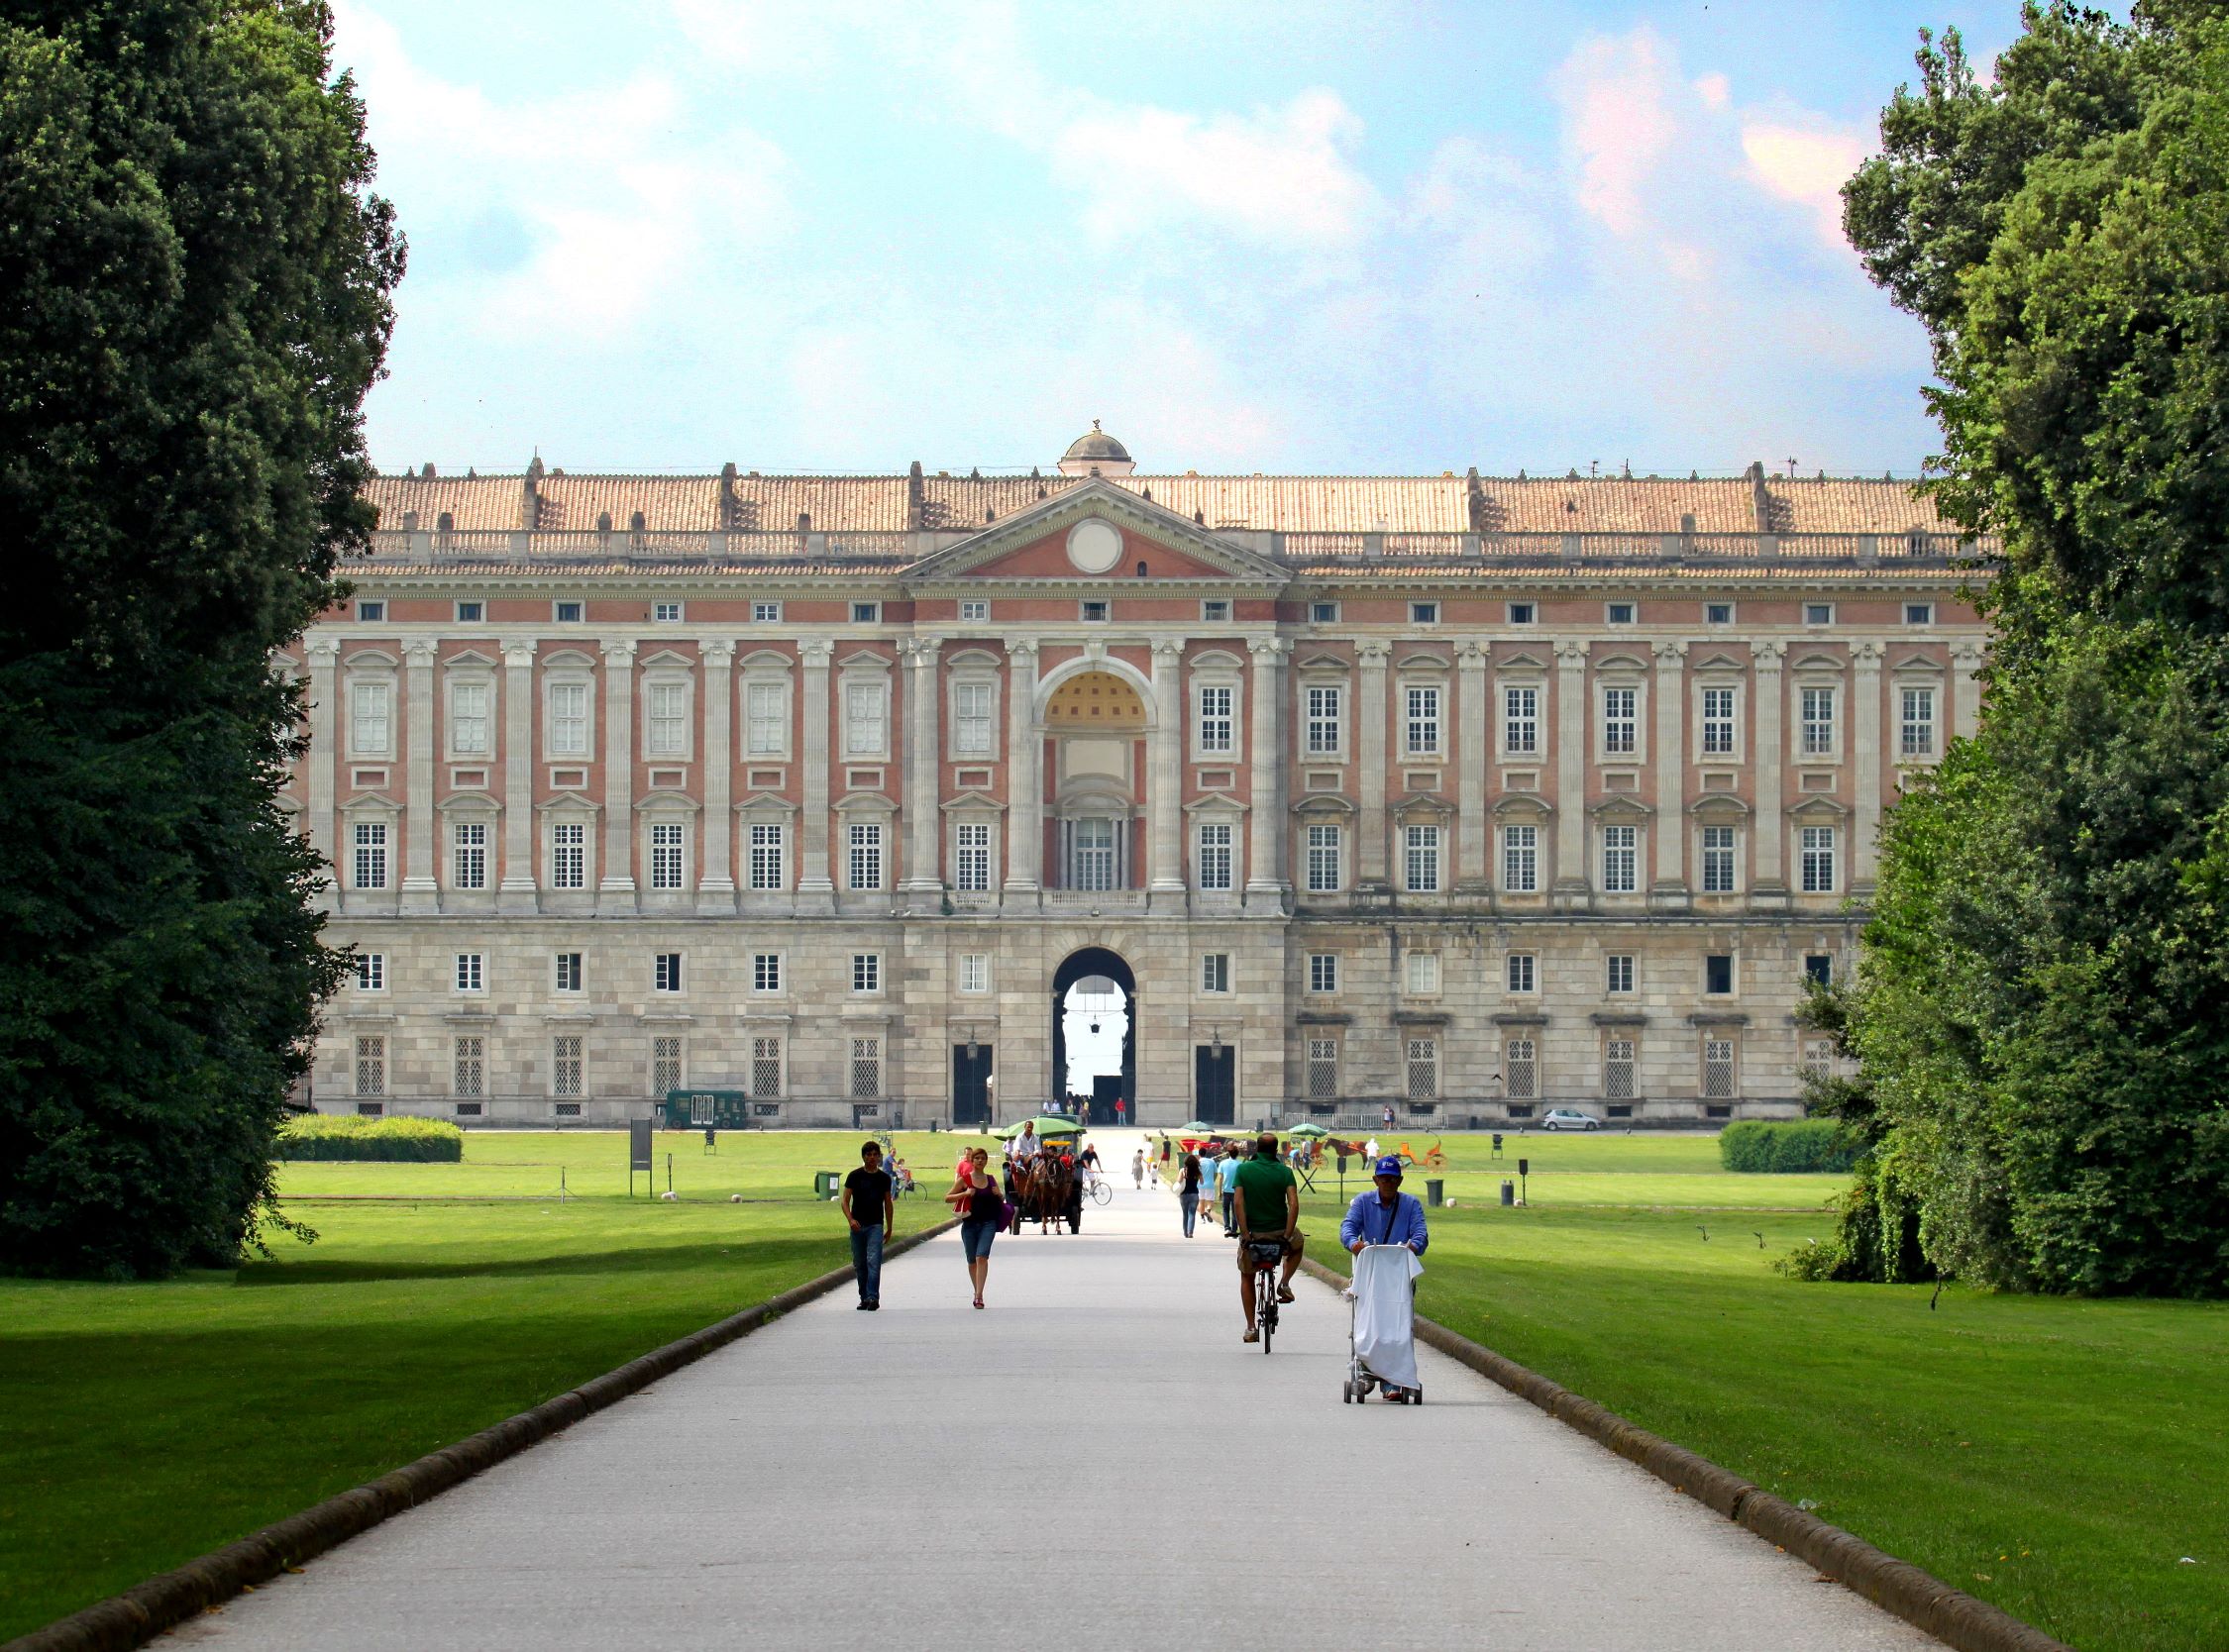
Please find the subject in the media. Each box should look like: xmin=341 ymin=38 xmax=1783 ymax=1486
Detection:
xmin=1276 ymin=1286 xmax=1296 ymax=1303
xmin=973 ymin=1296 xmax=984 ymax=1309
xmin=1241 ymin=1327 xmax=1259 ymax=1343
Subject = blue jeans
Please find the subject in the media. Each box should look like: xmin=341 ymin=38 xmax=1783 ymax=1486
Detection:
xmin=1180 ymin=1192 xmax=1197 ymax=1237
xmin=1221 ymin=1191 xmax=1234 ymax=1232
xmin=850 ymin=1222 xmax=885 ymax=1302
xmin=960 ymin=1218 xmax=996 ymax=1262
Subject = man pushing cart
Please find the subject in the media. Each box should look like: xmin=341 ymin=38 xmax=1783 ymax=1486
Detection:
xmin=1339 ymin=1155 xmax=1430 ymax=1403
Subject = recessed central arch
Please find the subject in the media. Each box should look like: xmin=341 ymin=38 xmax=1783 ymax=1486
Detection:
xmin=1032 ymin=653 xmax=1160 ymax=728
xmin=1051 ymin=946 xmax=1136 ymax=1121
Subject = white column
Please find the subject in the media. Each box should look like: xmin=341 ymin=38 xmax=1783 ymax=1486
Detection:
xmin=598 ymin=639 xmax=637 ymax=907
xmin=1003 ymin=641 xmax=1041 ymax=898
xmin=1356 ymin=641 xmax=1389 ymax=887
xmin=1852 ymin=640 xmax=1884 ymax=895
xmin=498 ymin=638 xmax=539 ymax=913
xmin=1952 ymin=639 xmax=1986 ymax=741
xmin=797 ymin=640 xmax=835 ymax=907
xmin=399 ymin=637 xmax=439 ymax=914
xmin=1551 ymin=640 xmax=1589 ymax=909
xmin=697 ymin=639 xmax=736 ymax=913
xmin=1650 ymin=640 xmax=1687 ymax=909
xmin=1245 ymin=637 xmax=1287 ymax=900
xmin=1455 ymin=640 xmax=1489 ymax=895
xmin=900 ymin=638 xmax=943 ymax=897
xmin=304 ymin=636 xmax=340 ymax=911
xmin=1751 ymin=639 xmax=1787 ymax=906
xmin=1149 ymin=639 xmax=1185 ymax=899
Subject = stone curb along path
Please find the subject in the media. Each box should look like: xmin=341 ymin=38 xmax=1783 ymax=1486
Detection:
xmin=5 ymin=1218 xmax=961 ymax=1652
xmin=1295 ymin=1256 xmax=2070 ymax=1652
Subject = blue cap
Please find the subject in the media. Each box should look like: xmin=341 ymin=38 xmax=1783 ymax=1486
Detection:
xmin=1374 ymin=1156 xmax=1405 ymax=1179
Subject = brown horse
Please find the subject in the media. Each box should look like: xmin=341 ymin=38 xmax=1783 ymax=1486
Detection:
xmin=1010 ymin=1153 xmax=1078 ymax=1234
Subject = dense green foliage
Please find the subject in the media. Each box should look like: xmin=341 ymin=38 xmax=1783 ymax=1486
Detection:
xmin=272 ymin=1115 xmax=462 ymax=1162
xmin=0 ymin=2 xmax=400 ymax=1276
xmin=1719 ymin=1120 xmax=1862 ymax=1175
xmin=1830 ymin=2 xmax=2229 ymax=1292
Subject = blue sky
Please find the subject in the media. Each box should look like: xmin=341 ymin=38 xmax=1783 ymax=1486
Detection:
xmin=332 ymin=1 xmax=2017 ymax=478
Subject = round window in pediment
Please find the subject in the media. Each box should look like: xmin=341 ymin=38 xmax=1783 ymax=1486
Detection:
xmin=1065 ymin=516 xmax=1122 ymax=574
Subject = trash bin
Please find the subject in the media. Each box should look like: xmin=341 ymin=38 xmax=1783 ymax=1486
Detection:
xmin=1426 ymin=1178 xmax=1444 ymax=1207
xmin=1500 ymin=1180 xmax=1516 ymax=1206
xmin=812 ymin=1171 xmax=841 ymax=1200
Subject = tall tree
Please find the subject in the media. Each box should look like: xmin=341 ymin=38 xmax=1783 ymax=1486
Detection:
xmin=1827 ymin=1 xmax=2229 ymax=1292
xmin=0 ymin=0 xmax=401 ymax=1277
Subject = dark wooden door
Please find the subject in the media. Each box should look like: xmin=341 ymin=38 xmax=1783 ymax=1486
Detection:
xmin=952 ymin=1046 xmax=994 ymax=1127
xmin=1195 ymin=1046 xmax=1235 ymax=1125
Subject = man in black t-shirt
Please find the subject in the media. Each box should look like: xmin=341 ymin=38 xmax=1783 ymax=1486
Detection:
xmin=841 ymin=1140 xmax=897 ymax=1310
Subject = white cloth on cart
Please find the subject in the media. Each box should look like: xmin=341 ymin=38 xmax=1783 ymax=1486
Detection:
xmin=1351 ymin=1244 xmax=1425 ymax=1392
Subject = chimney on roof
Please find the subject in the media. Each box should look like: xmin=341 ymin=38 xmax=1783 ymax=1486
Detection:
xmin=523 ymin=456 xmax=544 ymax=532
xmin=421 ymin=463 xmax=436 ymax=478
xmin=797 ymin=512 xmax=811 ymax=532
xmin=718 ymin=462 xmax=742 ymax=531
xmin=1465 ymin=465 xmax=1489 ymax=533
xmin=907 ymin=460 xmax=925 ymax=530
xmin=1747 ymin=461 xmax=1770 ymax=533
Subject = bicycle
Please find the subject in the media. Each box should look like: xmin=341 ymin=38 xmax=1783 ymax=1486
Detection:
xmin=1244 ymin=1238 xmax=1284 ymax=1353
xmin=1087 ymin=1178 xmax=1113 ymax=1206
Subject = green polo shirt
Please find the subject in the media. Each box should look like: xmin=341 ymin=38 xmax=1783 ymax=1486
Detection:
xmin=1232 ymin=1157 xmax=1297 ymax=1234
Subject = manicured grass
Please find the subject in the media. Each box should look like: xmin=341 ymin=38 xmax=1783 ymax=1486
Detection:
xmin=0 ymin=1132 xmax=948 ymax=1640
xmin=1304 ymin=1192 xmax=2229 ymax=1652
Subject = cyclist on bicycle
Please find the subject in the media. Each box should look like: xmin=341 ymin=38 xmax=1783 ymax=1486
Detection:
xmin=1232 ymin=1132 xmax=1304 ymax=1344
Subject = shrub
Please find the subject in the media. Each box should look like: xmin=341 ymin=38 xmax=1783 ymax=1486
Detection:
xmin=274 ymin=1115 xmax=463 ymax=1163
xmin=1720 ymin=1119 xmax=1862 ymax=1175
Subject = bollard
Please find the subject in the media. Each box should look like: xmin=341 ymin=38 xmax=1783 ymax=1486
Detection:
xmin=1500 ymin=1179 xmax=1515 ymax=1206
xmin=1426 ymin=1178 xmax=1444 ymax=1207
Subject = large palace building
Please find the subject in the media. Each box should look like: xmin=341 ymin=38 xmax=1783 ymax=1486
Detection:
xmin=291 ymin=428 xmax=1990 ymax=1131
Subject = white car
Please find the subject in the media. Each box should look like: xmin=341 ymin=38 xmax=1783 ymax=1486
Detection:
xmin=1539 ymin=1108 xmax=1602 ymax=1131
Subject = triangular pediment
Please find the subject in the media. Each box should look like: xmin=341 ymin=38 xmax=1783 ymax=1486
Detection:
xmin=904 ymin=479 xmax=1289 ymax=589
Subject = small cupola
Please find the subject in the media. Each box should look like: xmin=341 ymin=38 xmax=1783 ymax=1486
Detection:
xmin=1056 ymin=420 xmax=1135 ymax=477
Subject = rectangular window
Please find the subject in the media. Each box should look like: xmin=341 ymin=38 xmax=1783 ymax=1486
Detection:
xmin=1201 ymin=599 xmax=1231 ymax=622
xmin=1705 ymin=954 xmax=1734 ymax=995
xmin=1705 ymin=602 xmax=1734 ymax=625
xmin=1079 ymin=599 xmax=1110 ymax=623
xmin=650 ymin=822 xmax=686 ymax=890
xmin=752 ymin=1036 xmax=783 ymax=1098
xmin=852 ymin=953 xmax=880 ymax=993
xmin=1701 ymin=686 xmax=1736 ymax=756
xmin=352 ymin=822 xmax=388 ymax=889
xmin=752 ymin=600 xmax=782 ymax=623
xmin=847 ymin=822 xmax=884 ymax=890
xmin=555 ymin=952 xmax=583 ymax=992
xmin=1804 ymin=603 xmax=1834 ymax=626
xmin=1506 ymin=953 xmax=1536 ymax=993
xmin=850 ymin=1037 xmax=881 ymax=1098
xmin=1307 ymin=1038 xmax=1339 ymax=1098
xmin=645 ymin=682 xmax=689 ymax=757
xmin=955 ymin=822 xmax=991 ymax=891
xmin=1309 ymin=953 xmax=1338 ymax=993
xmin=1803 ymin=1037 xmax=1837 ymax=1078
xmin=753 ymin=953 xmax=782 ymax=992
xmin=351 ymin=679 xmax=391 ymax=755
xmin=355 ymin=953 xmax=384 ymax=991
xmin=356 ymin=599 xmax=386 ymax=622
xmin=553 ymin=600 xmax=584 ymax=624
xmin=1601 ymin=686 xmax=1637 ymax=755
xmin=651 ymin=1036 xmax=684 ymax=1096
xmin=1197 ymin=824 xmax=1233 ymax=890
xmin=745 ymin=681 xmax=786 ymax=755
xmin=1504 ymin=685 xmax=1539 ymax=754
xmin=549 ymin=681 xmax=588 ymax=756
xmin=1411 ymin=601 xmax=1439 ymax=625
xmin=455 ymin=953 xmax=483 ymax=992
xmin=960 ymin=953 xmax=989 ymax=993
xmin=450 ymin=680 xmax=490 ymax=755
xmin=1403 ymin=824 xmax=1441 ymax=892
xmin=1801 ymin=825 xmax=1837 ymax=893
xmin=1502 ymin=825 xmax=1538 ymax=893
xmin=1606 ymin=954 xmax=1634 ymax=994
xmin=1900 ymin=686 xmax=1937 ymax=757
xmin=1805 ymin=953 xmax=1833 ymax=986
xmin=452 ymin=822 xmax=487 ymax=889
xmin=1070 ymin=817 xmax=1116 ymax=890
xmin=653 ymin=601 xmax=684 ymax=623
xmin=1407 ymin=1037 xmax=1439 ymax=1099
xmin=845 ymin=681 xmax=887 ymax=756
xmin=354 ymin=1034 xmax=385 ymax=1096
xmin=1507 ymin=602 xmax=1536 ymax=625
xmin=1601 ymin=824 xmax=1638 ymax=893
xmin=1800 ymin=686 xmax=1836 ymax=756
xmin=1405 ymin=952 xmax=1440 ymax=995
xmin=852 ymin=602 xmax=880 ymax=624
xmin=960 ymin=599 xmax=989 ymax=622
xmin=552 ymin=1034 xmax=583 ymax=1098
xmin=453 ymin=1035 xmax=484 ymax=1099
xmin=551 ymin=822 xmax=585 ymax=889
xmin=1604 ymin=1039 xmax=1636 ymax=1101
xmin=1305 ymin=823 xmax=1341 ymax=892
xmin=749 ymin=823 xmax=785 ymax=890
xmin=1197 ymin=686 xmax=1234 ymax=753
xmin=954 ymin=681 xmax=994 ymax=755
xmin=1905 ymin=602 xmax=1934 ymax=625
xmin=1405 ymin=685 xmax=1441 ymax=756
xmin=1701 ymin=825 xmax=1736 ymax=893
xmin=1201 ymin=954 xmax=1229 ymax=993
xmin=1703 ymin=1038 xmax=1736 ymax=1099
xmin=455 ymin=600 xmax=486 ymax=625
xmin=1606 ymin=601 xmax=1636 ymax=625
xmin=655 ymin=952 xmax=684 ymax=993
xmin=1310 ymin=601 xmax=1339 ymax=624
xmin=1506 ymin=1037 xmax=1538 ymax=1099
xmin=1305 ymin=684 xmax=1342 ymax=755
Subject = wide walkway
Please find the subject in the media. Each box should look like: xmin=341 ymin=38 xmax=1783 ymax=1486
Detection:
xmin=172 ymin=1136 xmax=1935 ymax=1651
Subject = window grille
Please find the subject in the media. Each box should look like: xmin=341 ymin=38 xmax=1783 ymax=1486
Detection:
xmin=1601 ymin=686 xmax=1637 ymax=755
xmin=848 ymin=823 xmax=883 ymax=889
xmin=551 ymin=822 xmax=585 ymax=888
xmin=1800 ymin=827 xmax=1837 ymax=893
xmin=1197 ymin=824 xmax=1233 ymax=890
xmin=1701 ymin=686 xmax=1736 ymax=755
xmin=1504 ymin=685 xmax=1539 ymax=754
xmin=1800 ymin=687 xmax=1836 ymax=756
xmin=448 ymin=821 xmax=486 ymax=889
xmin=1308 ymin=1039 xmax=1339 ymax=1098
xmin=1306 ymin=824 xmax=1341 ymax=892
xmin=746 ymin=681 xmax=786 ymax=754
xmin=1405 ymin=685 xmax=1440 ymax=755
xmin=1503 ymin=825 xmax=1538 ymax=892
xmin=453 ymin=1036 xmax=484 ymax=1098
xmin=1404 ymin=825 xmax=1440 ymax=893
xmin=1506 ymin=1038 xmax=1538 ymax=1099
xmin=752 ymin=1036 xmax=782 ymax=1098
xmin=1802 ymin=1038 xmax=1836 ymax=1078
xmin=354 ymin=1035 xmax=385 ymax=1096
xmin=1604 ymin=1039 xmax=1636 ymax=1100
xmin=1406 ymin=1038 xmax=1438 ymax=1099
xmin=1306 ymin=685 xmax=1341 ymax=754
xmin=749 ymin=824 xmax=784 ymax=889
xmin=1198 ymin=686 xmax=1233 ymax=753
xmin=549 ymin=681 xmax=588 ymax=756
xmin=850 ymin=1037 xmax=881 ymax=1098
xmin=353 ymin=822 xmax=387 ymax=889
xmin=553 ymin=1034 xmax=584 ymax=1098
xmin=1900 ymin=686 xmax=1936 ymax=757
xmin=650 ymin=822 xmax=686 ymax=889
xmin=954 ymin=682 xmax=994 ymax=755
xmin=1701 ymin=826 xmax=1736 ymax=892
xmin=955 ymin=823 xmax=991 ymax=891
xmin=451 ymin=680 xmax=490 ymax=755
xmin=646 ymin=682 xmax=689 ymax=757
xmin=1601 ymin=825 xmax=1638 ymax=892
xmin=1703 ymin=1038 xmax=1736 ymax=1098
xmin=651 ymin=1036 xmax=683 ymax=1095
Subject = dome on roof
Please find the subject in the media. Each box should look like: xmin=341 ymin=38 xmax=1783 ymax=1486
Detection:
xmin=1057 ymin=420 xmax=1135 ymax=476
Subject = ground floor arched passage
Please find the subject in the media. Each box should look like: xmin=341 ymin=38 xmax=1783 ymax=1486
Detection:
xmin=1050 ymin=946 xmax=1135 ymax=1123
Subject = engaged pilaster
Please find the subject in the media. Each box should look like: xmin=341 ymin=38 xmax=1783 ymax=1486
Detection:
xmin=304 ymin=636 xmax=340 ymax=912
xmin=1148 ymin=639 xmax=1185 ymax=902
xmin=1003 ymin=640 xmax=1041 ymax=900
xmin=1454 ymin=640 xmax=1489 ymax=896
xmin=1356 ymin=640 xmax=1389 ymax=893
xmin=399 ymin=637 xmax=440 ymax=914
xmin=797 ymin=640 xmax=835 ymax=909
xmin=1952 ymin=639 xmax=1986 ymax=742
xmin=1853 ymin=639 xmax=1884 ymax=896
xmin=697 ymin=638 xmax=737 ymax=913
xmin=1550 ymin=640 xmax=1590 ymax=910
xmin=1245 ymin=637 xmax=1288 ymax=902
xmin=598 ymin=639 xmax=637 ymax=909
xmin=899 ymin=638 xmax=944 ymax=899
xmin=1649 ymin=639 xmax=1688 ymax=910
xmin=498 ymin=638 xmax=540 ymax=913
xmin=1751 ymin=639 xmax=1788 ymax=908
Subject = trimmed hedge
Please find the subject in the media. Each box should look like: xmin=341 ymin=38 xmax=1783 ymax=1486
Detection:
xmin=274 ymin=1114 xmax=464 ymax=1162
xmin=1719 ymin=1119 xmax=1861 ymax=1175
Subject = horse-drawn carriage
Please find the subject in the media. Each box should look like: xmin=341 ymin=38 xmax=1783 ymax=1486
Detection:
xmin=1000 ymin=1117 xmax=1086 ymax=1234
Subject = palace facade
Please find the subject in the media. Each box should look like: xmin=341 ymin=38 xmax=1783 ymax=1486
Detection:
xmin=290 ymin=428 xmax=1989 ymax=1130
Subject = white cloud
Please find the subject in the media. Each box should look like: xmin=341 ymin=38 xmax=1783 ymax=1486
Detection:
xmin=1555 ymin=27 xmax=1682 ymax=239
xmin=1741 ymin=120 xmax=1868 ymax=249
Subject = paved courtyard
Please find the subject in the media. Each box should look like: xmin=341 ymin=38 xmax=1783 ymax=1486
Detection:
xmin=170 ymin=1137 xmax=1936 ymax=1651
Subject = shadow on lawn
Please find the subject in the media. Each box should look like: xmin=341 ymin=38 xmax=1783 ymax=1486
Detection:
xmin=233 ymin=1235 xmax=842 ymax=1287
